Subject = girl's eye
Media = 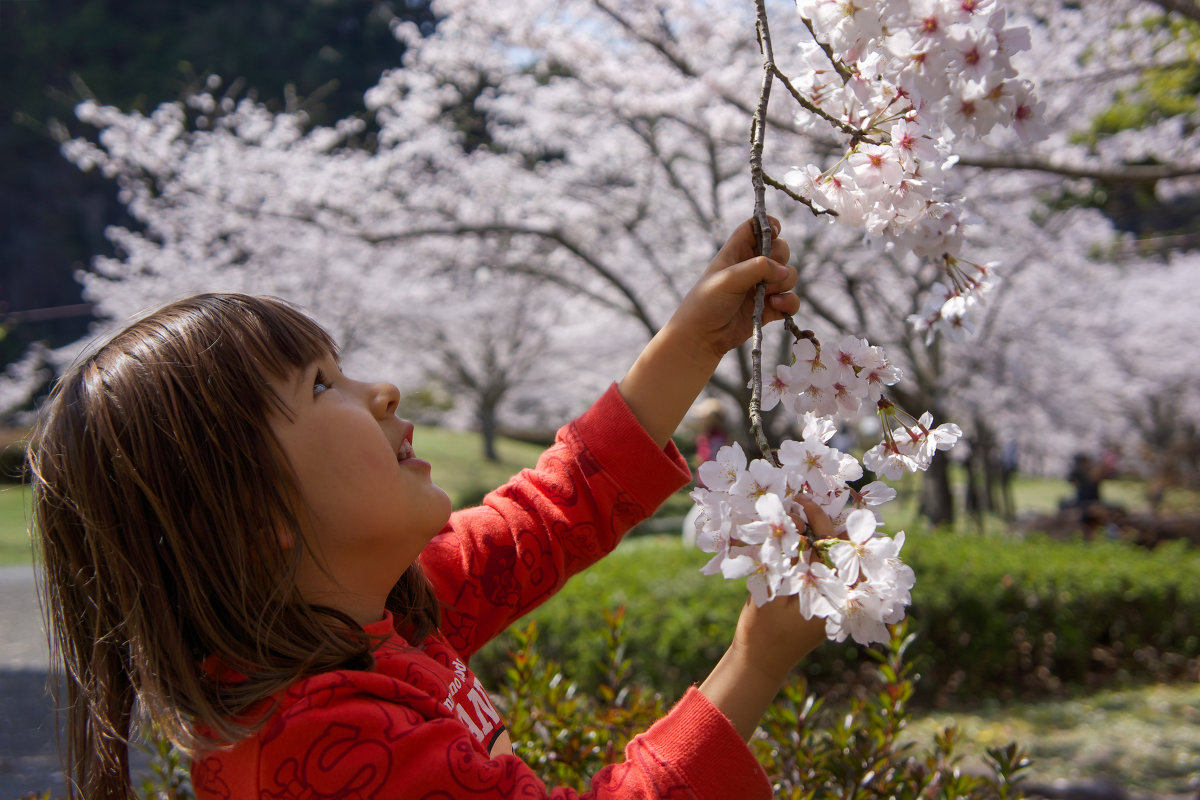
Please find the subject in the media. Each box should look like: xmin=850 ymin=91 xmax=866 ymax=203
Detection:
xmin=313 ymin=370 xmax=330 ymax=396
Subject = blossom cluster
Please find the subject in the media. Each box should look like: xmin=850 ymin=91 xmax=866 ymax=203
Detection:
xmin=692 ymin=335 xmax=961 ymax=644
xmin=689 ymin=1 xmax=1034 ymax=636
xmin=763 ymin=334 xmax=901 ymax=417
xmin=906 ymin=256 xmax=1000 ymax=343
xmin=782 ymin=0 xmax=1042 ymax=342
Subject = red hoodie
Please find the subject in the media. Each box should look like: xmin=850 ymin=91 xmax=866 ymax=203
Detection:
xmin=192 ymin=385 xmax=773 ymax=799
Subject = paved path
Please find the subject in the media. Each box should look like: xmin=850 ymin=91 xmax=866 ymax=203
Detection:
xmin=0 ymin=565 xmax=49 ymax=670
xmin=0 ymin=565 xmax=154 ymax=799
xmin=0 ymin=564 xmax=62 ymax=798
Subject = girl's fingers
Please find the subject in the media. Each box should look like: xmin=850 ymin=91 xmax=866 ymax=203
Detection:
xmin=705 ymin=256 xmax=790 ymax=296
xmin=768 ymin=233 xmax=790 ymax=265
xmin=795 ymin=495 xmax=836 ymax=539
xmin=714 ymin=217 xmax=786 ymax=267
xmin=712 ymin=220 xmax=757 ymax=265
xmin=767 ymin=291 xmax=800 ymax=316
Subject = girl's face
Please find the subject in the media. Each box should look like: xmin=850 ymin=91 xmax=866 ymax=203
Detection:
xmin=268 ymin=353 xmax=452 ymax=624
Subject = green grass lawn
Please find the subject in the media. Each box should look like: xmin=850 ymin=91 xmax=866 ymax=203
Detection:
xmin=0 ymin=483 xmax=32 ymax=564
xmin=879 ymin=467 xmax=1199 ymax=538
xmin=0 ymin=428 xmax=548 ymax=566
xmin=405 ymin=427 xmax=546 ymax=506
xmin=5 ymin=430 xmax=1199 ymax=565
xmin=905 ymin=681 xmax=1200 ymax=795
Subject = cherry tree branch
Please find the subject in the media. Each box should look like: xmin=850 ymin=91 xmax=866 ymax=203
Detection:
xmin=794 ymin=279 xmax=855 ymax=335
xmin=1143 ymin=0 xmax=1200 ymax=23
xmin=769 ymin=62 xmax=872 ymax=142
xmin=764 ymin=172 xmax=837 ymax=216
xmin=957 ymin=153 xmax=1200 ymax=183
xmin=628 ymin=117 xmax=715 ymax=232
xmin=588 ymin=0 xmax=837 ymax=156
xmin=1039 ymin=57 xmax=1198 ymax=87
xmin=749 ymin=0 xmax=779 ymax=464
xmin=590 ymin=0 xmax=698 ymax=79
xmin=174 ymin=183 xmax=666 ymax=336
xmin=362 ymin=222 xmax=661 ymax=336
xmin=797 ymin=15 xmax=854 ymax=82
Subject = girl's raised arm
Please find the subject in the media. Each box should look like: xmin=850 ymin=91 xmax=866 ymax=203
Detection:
xmin=617 ymin=218 xmax=797 ymax=448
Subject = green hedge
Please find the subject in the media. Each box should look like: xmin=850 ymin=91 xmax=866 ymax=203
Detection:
xmin=910 ymin=532 xmax=1199 ymax=703
xmin=471 ymin=531 xmax=1200 ymax=706
xmin=493 ymin=616 xmax=1033 ymax=798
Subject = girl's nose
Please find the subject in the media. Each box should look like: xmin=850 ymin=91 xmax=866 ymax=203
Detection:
xmin=368 ymin=381 xmax=401 ymax=420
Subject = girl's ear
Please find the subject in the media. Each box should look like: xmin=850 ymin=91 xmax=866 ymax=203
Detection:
xmin=274 ymin=526 xmax=297 ymax=551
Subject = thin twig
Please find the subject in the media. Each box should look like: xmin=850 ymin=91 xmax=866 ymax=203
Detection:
xmin=769 ymin=63 xmax=874 ymax=144
xmin=749 ymin=283 xmax=775 ymax=461
xmin=798 ymin=15 xmax=854 ymax=82
xmin=763 ymin=173 xmax=838 ymax=217
xmin=784 ymin=317 xmax=815 ymax=344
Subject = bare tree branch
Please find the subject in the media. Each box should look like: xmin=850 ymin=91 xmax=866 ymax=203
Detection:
xmin=764 ymin=172 xmax=837 ymax=216
xmin=363 ymin=222 xmax=661 ymax=336
xmin=748 ymin=0 xmax=779 ymax=462
xmin=958 ymin=153 xmax=1200 ymax=183
xmin=591 ymin=0 xmax=699 ymax=78
xmin=1143 ymin=0 xmax=1200 ymax=23
xmin=589 ymin=0 xmax=840 ymax=153
xmin=177 ymin=183 xmax=667 ymax=335
xmin=627 ymin=117 xmax=715 ymax=232
xmin=797 ymin=14 xmax=853 ymax=82
xmin=1040 ymin=57 xmax=1198 ymax=88
xmin=769 ymin=62 xmax=872 ymax=142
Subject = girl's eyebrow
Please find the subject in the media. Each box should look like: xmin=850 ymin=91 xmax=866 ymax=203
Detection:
xmin=290 ymin=363 xmax=319 ymax=397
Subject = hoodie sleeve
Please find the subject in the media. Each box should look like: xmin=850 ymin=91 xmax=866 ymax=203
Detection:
xmin=422 ymin=383 xmax=692 ymax=658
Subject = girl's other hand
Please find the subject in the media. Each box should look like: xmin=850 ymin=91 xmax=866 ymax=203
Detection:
xmin=728 ymin=495 xmax=833 ymax=679
xmin=698 ymin=495 xmax=836 ymax=742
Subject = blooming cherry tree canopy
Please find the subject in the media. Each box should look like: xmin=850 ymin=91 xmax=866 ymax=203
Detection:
xmin=0 ymin=0 xmax=1196 ymax=639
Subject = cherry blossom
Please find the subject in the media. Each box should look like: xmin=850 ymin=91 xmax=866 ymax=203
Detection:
xmin=693 ymin=348 xmax=923 ymax=643
xmin=778 ymin=556 xmax=843 ymax=621
xmin=828 ymin=508 xmax=889 ymax=586
xmin=826 ymin=584 xmax=891 ymax=645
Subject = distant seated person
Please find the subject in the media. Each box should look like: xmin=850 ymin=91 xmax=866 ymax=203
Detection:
xmin=1067 ymin=453 xmax=1102 ymax=508
xmin=1064 ymin=452 xmax=1106 ymax=539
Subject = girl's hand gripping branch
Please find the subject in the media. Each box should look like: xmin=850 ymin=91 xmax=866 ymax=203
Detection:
xmin=619 ymin=218 xmax=798 ymax=448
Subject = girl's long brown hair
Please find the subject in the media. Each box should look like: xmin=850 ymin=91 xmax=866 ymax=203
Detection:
xmin=27 ymin=294 xmax=440 ymax=800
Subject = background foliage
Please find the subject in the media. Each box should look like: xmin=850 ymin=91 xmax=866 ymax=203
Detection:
xmin=471 ymin=532 xmax=1200 ymax=706
xmin=494 ymin=618 xmax=1034 ymax=799
xmin=0 ymin=0 xmax=434 ymax=369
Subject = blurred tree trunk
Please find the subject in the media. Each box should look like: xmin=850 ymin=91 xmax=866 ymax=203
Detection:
xmin=478 ymin=394 xmax=501 ymax=463
xmin=920 ymin=455 xmax=955 ymax=527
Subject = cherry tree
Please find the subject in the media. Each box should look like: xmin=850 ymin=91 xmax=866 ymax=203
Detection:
xmin=393 ymin=245 xmax=629 ymax=460
xmin=927 ymin=0 xmax=1200 ymax=497
xmin=45 ymin=86 xmax=631 ymax=435
xmin=4 ymin=0 xmax=1198 ymax=534
xmin=0 ymin=0 xmax=1194 ymax=643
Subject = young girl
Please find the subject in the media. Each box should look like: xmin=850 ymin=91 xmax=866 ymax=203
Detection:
xmin=30 ymin=220 xmax=833 ymax=800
